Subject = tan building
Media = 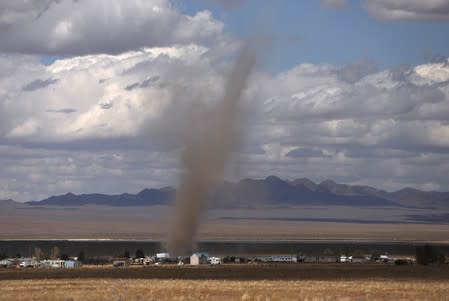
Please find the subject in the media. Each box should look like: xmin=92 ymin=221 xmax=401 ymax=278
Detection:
xmin=190 ymin=253 xmax=208 ymax=265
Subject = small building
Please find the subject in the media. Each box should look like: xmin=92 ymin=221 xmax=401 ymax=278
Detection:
xmin=112 ymin=258 xmax=130 ymax=268
xmin=0 ymin=259 xmax=15 ymax=268
xmin=377 ymin=255 xmax=394 ymax=264
xmin=64 ymin=260 xmax=82 ymax=269
xmin=209 ymin=257 xmax=222 ymax=265
xmin=302 ymin=256 xmax=319 ymax=263
xmin=154 ymin=253 xmax=178 ymax=264
xmin=19 ymin=258 xmax=39 ymax=268
xmin=351 ymin=256 xmax=369 ymax=263
xmin=133 ymin=258 xmax=144 ymax=265
xmin=318 ymin=256 xmax=338 ymax=263
xmin=40 ymin=260 xmax=66 ymax=268
xmin=143 ymin=256 xmax=155 ymax=265
xmin=156 ymin=253 xmax=170 ymax=259
xmin=266 ymin=255 xmax=297 ymax=263
xmin=340 ymin=256 xmax=349 ymax=263
xmin=190 ymin=252 xmax=209 ymax=265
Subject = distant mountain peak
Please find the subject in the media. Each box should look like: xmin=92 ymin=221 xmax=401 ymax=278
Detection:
xmin=319 ymin=179 xmax=337 ymax=186
xmin=21 ymin=176 xmax=449 ymax=210
xmin=397 ymin=187 xmax=420 ymax=193
xmin=292 ymin=178 xmax=317 ymax=190
xmin=265 ymin=175 xmax=283 ymax=182
xmin=0 ymin=199 xmax=16 ymax=204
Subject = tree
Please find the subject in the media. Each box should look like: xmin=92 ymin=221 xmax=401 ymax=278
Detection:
xmin=50 ymin=246 xmax=60 ymax=260
xmin=60 ymin=254 xmax=69 ymax=260
xmin=41 ymin=252 xmax=50 ymax=260
xmin=322 ymin=248 xmax=335 ymax=256
xmin=123 ymin=250 xmax=130 ymax=258
xmin=34 ymin=247 xmax=42 ymax=261
xmin=416 ymin=245 xmax=446 ymax=265
xmin=77 ymin=251 xmax=85 ymax=263
xmin=351 ymin=249 xmax=365 ymax=256
xmin=135 ymin=249 xmax=145 ymax=259
xmin=370 ymin=251 xmax=381 ymax=262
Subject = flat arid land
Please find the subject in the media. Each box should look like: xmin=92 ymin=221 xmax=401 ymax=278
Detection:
xmin=2 ymin=204 xmax=449 ymax=241
xmin=1 ymin=265 xmax=449 ymax=301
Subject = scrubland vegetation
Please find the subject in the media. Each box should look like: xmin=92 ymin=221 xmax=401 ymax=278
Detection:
xmin=1 ymin=278 xmax=448 ymax=301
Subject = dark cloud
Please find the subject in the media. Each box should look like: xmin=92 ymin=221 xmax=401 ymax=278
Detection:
xmin=0 ymin=0 xmax=59 ymax=25
xmin=124 ymin=82 xmax=139 ymax=91
xmin=338 ymin=144 xmax=417 ymax=159
xmin=46 ymin=108 xmax=77 ymax=114
xmin=383 ymin=128 xmax=449 ymax=155
xmin=1 ymin=135 xmax=175 ymax=152
xmin=22 ymin=78 xmax=58 ymax=91
xmin=99 ymin=103 xmax=113 ymax=110
xmin=364 ymin=0 xmax=449 ymax=22
xmin=286 ymin=147 xmax=327 ymax=158
xmin=125 ymin=76 xmax=161 ymax=91
xmin=140 ymin=76 xmax=160 ymax=88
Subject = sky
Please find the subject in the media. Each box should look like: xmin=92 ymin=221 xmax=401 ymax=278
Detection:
xmin=1 ymin=0 xmax=449 ymax=202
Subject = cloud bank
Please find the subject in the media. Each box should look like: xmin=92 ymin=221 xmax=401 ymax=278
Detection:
xmin=0 ymin=0 xmax=224 ymax=55
xmin=1 ymin=47 xmax=449 ymax=201
xmin=0 ymin=0 xmax=449 ymax=202
xmin=364 ymin=0 xmax=449 ymax=22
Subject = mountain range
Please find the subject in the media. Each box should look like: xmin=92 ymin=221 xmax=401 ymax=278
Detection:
xmin=20 ymin=176 xmax=449 ymax=209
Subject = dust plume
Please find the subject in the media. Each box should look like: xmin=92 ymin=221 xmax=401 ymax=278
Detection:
xmin=167 ymin=41 xmax=258 ymax=256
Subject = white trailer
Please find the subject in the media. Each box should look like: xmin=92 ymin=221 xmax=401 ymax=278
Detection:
xmin=209 ymin=257 xmax=222 ymax=265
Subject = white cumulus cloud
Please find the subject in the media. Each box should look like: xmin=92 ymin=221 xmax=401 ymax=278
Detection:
xmin=0 ymin=0 xmax=225 ymax=55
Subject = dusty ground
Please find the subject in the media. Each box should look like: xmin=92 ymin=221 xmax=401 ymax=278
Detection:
xmin=2 ymin=204 xmax=449 ymax=241
xmin=1 ymin=264 xmax=449 ymax=281
xmin=1 ymin=278 xmax=448 ymax=301
xmin=2 ymin=265 xmax=449 ymax=300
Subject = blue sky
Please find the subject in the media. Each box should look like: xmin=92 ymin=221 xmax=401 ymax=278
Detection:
xmin=181 ymin=0 xmax=449 ymax=73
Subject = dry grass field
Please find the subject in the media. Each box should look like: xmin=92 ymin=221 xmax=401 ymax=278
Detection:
xmin=2 ymin=264 xmax=449 ymax=281
xmin=1 ymin=278 xmax=448 ymax=301
xmin=1 ymin=265 xmax=449 ymax=300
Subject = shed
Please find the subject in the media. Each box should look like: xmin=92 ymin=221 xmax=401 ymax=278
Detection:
xmin=351 ymin=256 xmax=369 ymax=263
xmin=318 ymin=256 xmax=338 ymax=263
xmin=41 ymin=260 xmax=65 ymax=268
xmin=156 ymin=253 xmax=170 ymax=259
xmin=303 ymin=256 xmax=319 ymax=263
xmin=0 ymin=259 xmax=15 ymax=268
xmin=190 ymin=252 xmax=209 ymax=265
xmin=267 ymin=255 xmax=297 ymax=263
xmin=112 ymin=258 xmax=130 ymax=268
xmin=209 ymin=257 xmax=222 ymax=265
xmin=64 ymin=260 xmax=82 ymax=269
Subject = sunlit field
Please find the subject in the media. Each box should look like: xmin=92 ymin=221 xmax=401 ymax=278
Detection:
xmin=1 ymin=265 xmax=449 ymax=301
xmin=1 ymin=278 xmax=448 ymax=301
